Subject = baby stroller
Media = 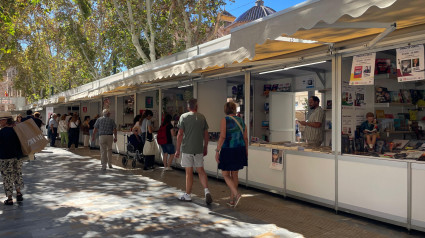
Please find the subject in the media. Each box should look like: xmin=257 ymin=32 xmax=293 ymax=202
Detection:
xmin=122 ymin=135 xmax=144 ymax=168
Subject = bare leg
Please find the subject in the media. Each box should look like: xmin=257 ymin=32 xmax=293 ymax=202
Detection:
xmin=222 ymin=170 xmax=238 ymax=197
xmin=162 ymin=153 xmax=168 ymax=167
xmin=195 ymin=167 xmax=209 ymax=189
xmin=371 ymin=134 xmax=377 ymax=146
xmin=168 ymin=154 xmax=175 ymax=167
xmin=185 ymin=167 xmax=193 ymax=194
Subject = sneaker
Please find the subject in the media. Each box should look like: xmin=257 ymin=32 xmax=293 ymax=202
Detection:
xmin=205 ymin=192 xmax=213 ymax=205
xmin=179 ymin=193 xmax=192 ymax=202
xmin=165 ymin=167 xmax=173 ymax=171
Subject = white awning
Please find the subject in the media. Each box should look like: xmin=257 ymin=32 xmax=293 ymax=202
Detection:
xmin=229 ymin=0 xmax=424 ymax=56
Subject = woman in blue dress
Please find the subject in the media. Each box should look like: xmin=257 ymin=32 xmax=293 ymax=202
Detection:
xmin=215 ymin=102 xmax=248 ymax=208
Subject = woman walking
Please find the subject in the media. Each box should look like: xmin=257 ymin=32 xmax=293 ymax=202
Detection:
xmin=68 ymin=114 xmax=80 ymax=149
xmin=82 ymin=116 xmax=90 ymax=147
xmin=58 ymin=114 xmax=69 ymax=147
xmin=215 ymin=102 xmax=248 ymax=208
xmin=0 ymin=112 xmax=24 ymax=205
xmin=159 ymin=114 xmax=175 ymax=171
xmin=140 ymin=110 xmax=154 ymax=170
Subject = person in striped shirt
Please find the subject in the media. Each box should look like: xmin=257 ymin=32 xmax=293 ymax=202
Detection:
xmin=298 ymin=96 xmax=325 ymax=147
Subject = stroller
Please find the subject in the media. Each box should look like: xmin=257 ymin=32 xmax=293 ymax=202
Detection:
xmin=121 ymin=135 xmax=144 ymax=168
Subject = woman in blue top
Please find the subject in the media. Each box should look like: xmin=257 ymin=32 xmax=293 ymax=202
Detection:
xmin=215 ymin=102 xmax=248 ymax=208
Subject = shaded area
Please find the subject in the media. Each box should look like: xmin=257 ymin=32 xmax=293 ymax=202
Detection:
xmin=0 ymin=148 xmax=300 ymax=238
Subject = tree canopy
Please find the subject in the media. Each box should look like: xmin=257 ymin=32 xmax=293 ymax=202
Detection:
xmin=0 ymin=0 xmax=230 ymax=102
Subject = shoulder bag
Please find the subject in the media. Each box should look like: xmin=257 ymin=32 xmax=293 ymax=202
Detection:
xmin=228 ymin=116 xmax=244 ymax=134
xmin=143 ymin=120 xmax=156 ymax=156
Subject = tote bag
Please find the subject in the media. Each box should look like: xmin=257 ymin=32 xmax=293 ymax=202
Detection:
xmin=14 ymin=119 xmax=49 ymax=155
xmin=142 ymin=121 xmax=156 ymax=156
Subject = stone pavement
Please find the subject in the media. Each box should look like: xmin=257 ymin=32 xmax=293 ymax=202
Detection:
xmin=1 ymin=147 xmax=424 ymax=237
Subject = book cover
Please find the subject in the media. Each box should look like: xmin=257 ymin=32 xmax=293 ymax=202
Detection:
xmin=410 ymin=110 xmax=418 ymax=121
xmin=278 ymin=83 xmax=291 ymax=92
xmin=375 ymin=110 xmax=385 ymax=119
xmin=411 ymin=90 xmax=422 ymax=104
xmin=271 ymin=84 xmax=278 ymax=92
xmin=262 ymin=121 xmax=269 ymax=128
xmin=375 ymin=87 xmax=390 ymax=103
xmin=392 ymin=139 xmax=409 ymax=149
xmin=326 ymin=100 xmax=332 ymax=109
xmin=263 ymin=84 xmax=271 ymax=96
xmin=375 ymin=58 xmax=391 ymax=74
xmin=404 ymin=140 xmax=421 ymax=150
xmin=400 ymin=89 xmax=412 ymax=104
xmin=389 ymin=91 xmax=402 ymax=103
xmin=264 ymin=103 xmax=269 ymax=112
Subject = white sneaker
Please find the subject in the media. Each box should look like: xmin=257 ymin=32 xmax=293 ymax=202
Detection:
xmin=165 ymin=167 xmax=173 ymax=171
xmin=179 ymin=193 xmax=192 ymax=202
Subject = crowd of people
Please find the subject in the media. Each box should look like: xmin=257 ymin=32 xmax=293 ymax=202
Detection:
xmin=1 ymin=99 xmax=248 ymax=208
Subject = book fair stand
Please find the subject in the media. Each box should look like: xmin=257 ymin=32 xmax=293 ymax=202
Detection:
xmin=15 ymin=0 xmax=425 ymax=232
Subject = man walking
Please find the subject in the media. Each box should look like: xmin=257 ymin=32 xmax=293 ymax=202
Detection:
xmin=175 ymin=99 xmax=212 ymax=204
xmin=92 ymin=109 xmax=117 ymax=170
xmin=48 ymin=113 xmax=58 ymax=147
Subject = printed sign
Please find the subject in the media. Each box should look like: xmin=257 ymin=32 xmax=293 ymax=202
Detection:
xmin=397 ymin=44 xmax=425 ymax=82
xmin=269 ymin=149 xmax=283 ymax=170
xmin=349 ymin=53 xmax=376 ymax=85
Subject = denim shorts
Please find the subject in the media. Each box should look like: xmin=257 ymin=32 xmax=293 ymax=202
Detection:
xmin=161 ymin=143 xmax=175 ymax=154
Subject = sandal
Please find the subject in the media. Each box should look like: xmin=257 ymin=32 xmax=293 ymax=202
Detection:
xmin=4 ymin=198 xmax=13 ymax=205
xmin=17 ymin=193 xmax=23 ymax=202
xmin=226 ymin=200 xmax=235 ymax=207
xmin=234 ymin=194 xmax=242 ymax=208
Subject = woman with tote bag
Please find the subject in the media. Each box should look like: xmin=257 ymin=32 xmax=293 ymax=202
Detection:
xmin=141 ymin=110 xmax=155 ymax=170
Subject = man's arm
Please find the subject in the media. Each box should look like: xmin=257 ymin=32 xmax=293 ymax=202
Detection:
xmin=92 ymin=128 xmax=98 ymax=141
xmin=113 ymin=128 xmax=117 ymax=143
xmin=203 ymin=129 xmax=209 ymax=156
xmin=175 ymin=129 xmax=184 ymax=158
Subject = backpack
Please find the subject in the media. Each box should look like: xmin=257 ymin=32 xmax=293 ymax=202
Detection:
xmin=157 ymin=123 xmax=168 ymax=145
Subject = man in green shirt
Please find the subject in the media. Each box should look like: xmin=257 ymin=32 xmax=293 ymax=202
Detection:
xmin=175 ymin=99 xmax=212 ymax=204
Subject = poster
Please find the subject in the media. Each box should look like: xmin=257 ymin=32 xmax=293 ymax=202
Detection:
xmin=354 ymin=86 xmax=366 ymax=108
xmin=46 ymin=107 xmax=54 ymax=123
xmin=269 ymin=149 xmax=283 ymax=171
xmin=342 ymin=114 xmax=353 ymax=136
xmin=341 ymin=81 xmax=354 ymax=107
xmin=145 ymin=96 xmax=153 ymax=108
xmin=349 ymin=53 xmax=376 ymax=85
xmin=397 ymin=44 xmax=425 ymax=82
xmin=295 ymin=75 xmax=315 ymax=90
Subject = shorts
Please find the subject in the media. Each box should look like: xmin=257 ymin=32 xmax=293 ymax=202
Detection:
xmin=161 ymin=144 xmax=175 ymax=154
xmin=181 ymin=153 xmax=204 ymax=168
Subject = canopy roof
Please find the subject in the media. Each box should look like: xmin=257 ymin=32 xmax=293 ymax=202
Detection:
xmin=22 ymin=0 xmax=425 ymax=110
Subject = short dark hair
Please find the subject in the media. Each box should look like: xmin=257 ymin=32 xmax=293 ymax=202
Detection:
xmin=26 ymin=109 xmax=33 ymax=116
xmin=311 ymin=96 xmax=320 ymax=103
xmin=187 ymin=99 xmax=197 ymax=110
xmin=366 ymin=112 xmax=374 ymax=118
xmin=143 ymin=110 xmax=153 ymax=117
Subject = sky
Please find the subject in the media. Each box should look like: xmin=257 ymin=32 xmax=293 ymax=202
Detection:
xmin=224 ymin=0 xmax=307 ymax=17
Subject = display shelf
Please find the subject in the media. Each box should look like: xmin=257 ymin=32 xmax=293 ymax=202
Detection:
xmin=318 ymin=88 xmax=332 ymax=93
xmin=375 ymin=103 xmax=416 ymax=108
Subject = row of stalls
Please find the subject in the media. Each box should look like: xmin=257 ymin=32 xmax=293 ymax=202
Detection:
xmin=17 ymin=0 xmax=425 ymax=232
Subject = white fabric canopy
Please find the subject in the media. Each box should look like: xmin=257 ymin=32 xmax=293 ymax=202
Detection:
xmin=229 ymin=0 xmax=400 ymax=56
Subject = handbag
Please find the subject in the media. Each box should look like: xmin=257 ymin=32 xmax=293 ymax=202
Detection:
xmin=142 ymin=120 xmax=156 ymax=156
xmin=14 ymin=119 xmax=49 ymax=155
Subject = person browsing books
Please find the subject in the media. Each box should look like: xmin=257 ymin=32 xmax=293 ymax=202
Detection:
xmin=360 ymin=112 xmax=378 ymax=151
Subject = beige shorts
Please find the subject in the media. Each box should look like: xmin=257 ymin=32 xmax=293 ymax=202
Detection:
xmin=181 ymin=153 xmax=204 ymax=168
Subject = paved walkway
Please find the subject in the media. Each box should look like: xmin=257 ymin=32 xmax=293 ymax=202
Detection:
xmin=1 ymin=147 xmax=424 ymax=237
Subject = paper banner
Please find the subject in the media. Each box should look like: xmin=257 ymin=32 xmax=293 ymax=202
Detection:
xmin=349 ymin=53 xmax=376 ymax=85
xmin=397 ymin=44 xmax=425 ymax=82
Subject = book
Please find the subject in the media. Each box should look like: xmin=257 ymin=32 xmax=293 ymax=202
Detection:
xmin=271 ymin=84 xmax=278 ymax=92
xmin=375 ymin=87 xmax=390 ymax=103
xmin=263 ymin=84 xmax=271 ymax=96
xmin=375 ymin=110 xmax=385 ymax=119
xmin=375 ymin=58 xmax=391 ymax=74
xmin=404 ymin=140 xmax=422 ymax=150
xmin=409 ymin=110 xmax=418 ymax=121
xmin=392 ymin=139 xmax=409 ymax=150
xmin=278 ymin=83 xmax=291 ymax=92
xmin=326 ymin=100 xmax=332 ymax=109
xmin=264 ymin=103 xmax=269 ymax=112
xmin=389 ymin=91 xmax=402 ymax=103
xmin=364 ymin=128 xmax=377 ymax=134
xmin=400 ymin=89 xmax=412 ymax=104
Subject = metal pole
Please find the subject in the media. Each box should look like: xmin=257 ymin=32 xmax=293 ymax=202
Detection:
xmin=244 ymin=70 xmax=251 ymax=187
xmin=193 ymin=82 xmax=198 ymax=99
xmin=158 ymin=89 xmax=162 ymax=124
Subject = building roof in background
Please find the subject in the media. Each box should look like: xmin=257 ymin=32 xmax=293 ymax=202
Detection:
xmin=233 ymin=0 xmax=276 ymax=24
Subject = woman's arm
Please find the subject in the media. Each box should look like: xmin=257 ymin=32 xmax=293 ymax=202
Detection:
xmin=215 ymin=118 xmax=226 ymax=163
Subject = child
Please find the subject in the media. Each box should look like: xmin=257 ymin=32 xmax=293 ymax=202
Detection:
xmin=360 ymin=112 xmax=378 ymax=151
